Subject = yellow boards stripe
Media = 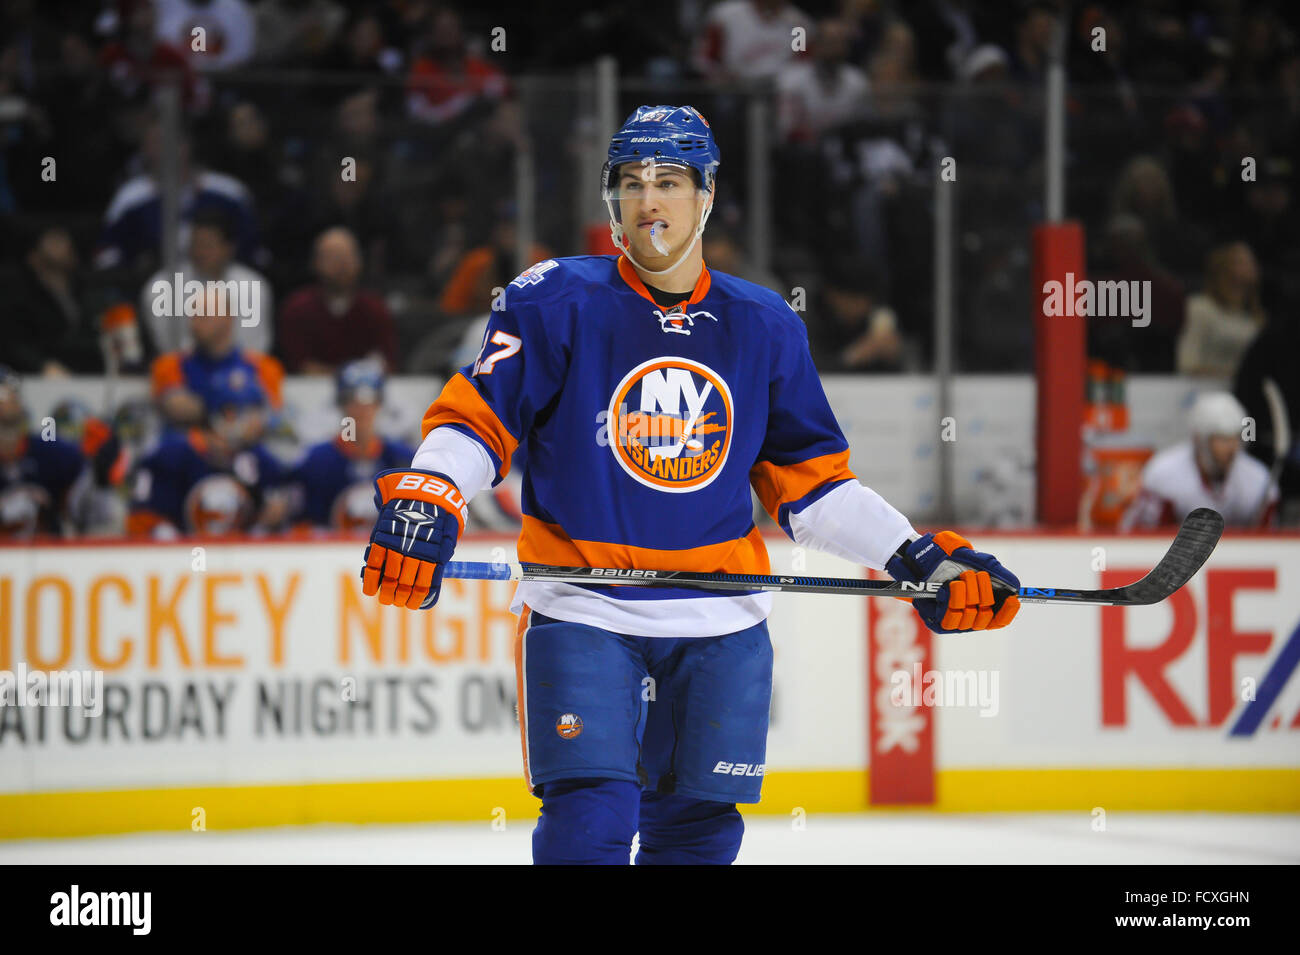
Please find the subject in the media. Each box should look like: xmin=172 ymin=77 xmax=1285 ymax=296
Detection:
xmin=1 ymin=769 xmax=1296 ymax=839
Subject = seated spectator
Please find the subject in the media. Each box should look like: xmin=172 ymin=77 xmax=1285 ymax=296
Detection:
xmin=775 ymin=18 xmax=868 ymax=144
xmin=278 ymin=227 xmax=398 ymax=373
xmin=141 ymin=209 xmax=273 ymax=354
xmin=288 ymin=359 xmax=414 ymax=531
xmin=98 ymin=0 xmax=198 ymax=109
xmin=1176 ymin=241 xmax=1266 ymax=378
xmin=694 ymin=0 xmax=810 ymax=83
xmin=151 ymin=296 xmax=283 ymax=431
xmin=96 ymin=120 xmax=261 ymax=275
xmin=0 ymin=367 xmax=89 ymax=538
xmin=1087 ymin=215 xmax=1186 ymax=372
xmin=48 ymin=398 xmax=128 ymax=536
xmin=210 ymin=102 xmax=276 ymax=211
xmin=127 ymin=379 xmax=289 ymax=538
xmin=1110 ymin=155 xmax=1208 ymax=282
xmin=1008 ymin=1 xmax=1052 ymax=85
xmin=1122 ymin=392 xmax=1277 ymax=529
xmin=439 ymin=209 xmax=551 ymax=317
xmin=306 ymin=150 xmax=392 ymax=280
xmin=2 ymin=225 xmax=103 ymax=375
xmin=311 ymin=10 xmax=405 ymax=109
xmin=154 ymin=0 xmax=256 ymax=73
xmin=253 ymin=0 xmax=347 ymax=67
xmin=405 ymin=7 xmax=507 ymax=125
xmin=1226 ymin=157 xmax=1300 ymax=286
xmin=806 ymin=260 xmax=902 ymax=372
xmin=701 ymin=226 xmax=781 ymax=291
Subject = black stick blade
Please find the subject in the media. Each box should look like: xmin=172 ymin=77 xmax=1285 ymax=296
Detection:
xmin=1118 ymin=507 xmax=1224 ymax=605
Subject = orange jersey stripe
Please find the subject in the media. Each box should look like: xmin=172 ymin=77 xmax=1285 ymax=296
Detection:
xmin=150 ymin=353 xmax=184 ymax=397
xmin=421 ymin=373 xmax=520 ymax=477
xmin=514 ymin=605 xmax=533 ymax=793
xmin=749 ymin=449 xmax=855 ymax=523
xmin=518 ymin=515 xmax=771 ymax=576
xmin=249 ymin=351 xmax=285 ymax=408
xmin=616 ymin=254 xmax=712 ymax=307
xmin=125 ymin=510 xmax=168 ymax=537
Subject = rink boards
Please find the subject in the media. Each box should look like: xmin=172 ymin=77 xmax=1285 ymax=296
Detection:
xmin=1 ymin=533 xmax=1297 ymax=837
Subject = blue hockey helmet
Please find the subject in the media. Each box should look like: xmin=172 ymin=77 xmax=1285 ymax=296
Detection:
xmin=207 ymin=371 xmax=267 ymax=417
xmin=602 ymin=105 xmax=720 ymax=277
xmin=601 ymin=104 xmax=720 ymax=195
xmin=336 ymin=357 xmax=385 ymax=406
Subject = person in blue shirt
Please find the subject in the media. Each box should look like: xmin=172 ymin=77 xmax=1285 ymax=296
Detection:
xmin=289 ymin=359 xmax=415 ymax=532
xmin=127 ymin=377 xmax=288 ymax=538
xmin=0 ymin=367 xmax=89 ymax=538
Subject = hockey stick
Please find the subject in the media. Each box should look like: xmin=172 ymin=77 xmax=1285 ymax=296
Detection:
xmin=1252 ymin=377 xmax=1289 ymax=526
xmin=444 ymin=507 xmax=1224 ymax=607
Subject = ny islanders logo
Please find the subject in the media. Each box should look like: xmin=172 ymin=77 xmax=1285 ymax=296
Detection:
xmin=608 ymin=357 xmax=733 ymax=492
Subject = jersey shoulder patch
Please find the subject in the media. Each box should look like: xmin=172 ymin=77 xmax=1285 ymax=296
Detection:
xmin=509 ymin=259 xmax=561 ymax=289
xmin=502 ymin=255 xmax=619 ymax=309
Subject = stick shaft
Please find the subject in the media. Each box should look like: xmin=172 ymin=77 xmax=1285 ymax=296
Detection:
xmin=443 ymin=508 xmax=1224 ymax=608
xmin=443 ymin=560 xmax=943 ymax=598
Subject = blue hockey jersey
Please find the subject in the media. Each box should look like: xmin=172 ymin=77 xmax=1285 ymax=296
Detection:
xmin=0 ymin=435 xmax=87 ymax=537
xmin=292 ymin=436 xmax=416 ymax=530
xmin=420 ymin=254 xmax=909 ymax=636
xmin=128 ymin=431 xmax=286 ymax=537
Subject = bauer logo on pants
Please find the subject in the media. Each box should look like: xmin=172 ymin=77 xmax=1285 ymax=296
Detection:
xmin=607 ymin=357 xmax=733 ymax=493
xmin=556 ymin=713 xmax=584 ymax=739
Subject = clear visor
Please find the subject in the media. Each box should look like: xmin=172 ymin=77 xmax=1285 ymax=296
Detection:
xmin=604 ymin=160 xmax=704 ymax=203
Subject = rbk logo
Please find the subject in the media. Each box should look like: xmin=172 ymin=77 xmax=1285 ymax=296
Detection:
xmin=653 ymin=305 xmax=717 ymax=336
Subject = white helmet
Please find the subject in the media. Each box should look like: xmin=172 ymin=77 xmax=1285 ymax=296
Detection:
xmin=1188 ymin=392 xmax=1247 ymax=439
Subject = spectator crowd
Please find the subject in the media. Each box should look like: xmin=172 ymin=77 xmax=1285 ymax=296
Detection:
xmin=1 ymin=0 xmax=1297 ymax=535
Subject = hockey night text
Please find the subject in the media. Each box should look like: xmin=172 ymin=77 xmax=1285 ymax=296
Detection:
xmin=0 ymin=571 xmax=526 ymax=747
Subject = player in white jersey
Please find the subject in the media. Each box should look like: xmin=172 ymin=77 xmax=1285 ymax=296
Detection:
xmin=1122 ymin=392 xmax=1278 ymax=529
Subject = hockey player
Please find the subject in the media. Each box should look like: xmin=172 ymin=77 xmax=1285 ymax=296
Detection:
xmin=1122 ymin=391 xmax=1278 ymax=529
xmin=0 ymin=368 xmax=90 ymax=538
xmin=288 ymin=359 xmax=414 ymax=531
xmin=360 ymin=105 xmax=1022 ymax=864
xmin=127 ymin=377 xmax=289 ymax=537
xmin=150 ymin=299 xmax=283 ymax=432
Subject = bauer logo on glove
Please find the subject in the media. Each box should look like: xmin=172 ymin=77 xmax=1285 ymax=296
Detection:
xmin=886 ymin=531 xmax=1021 ymax=633
xmin=361 ymin=468 xmax=466 ymax=610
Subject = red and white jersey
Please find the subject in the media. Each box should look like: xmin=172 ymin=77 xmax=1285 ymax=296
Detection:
xmin=1121 ymin=441 xmax=1277 ymax=529
xmin=695 ymin=0 xmax=810 ymax=81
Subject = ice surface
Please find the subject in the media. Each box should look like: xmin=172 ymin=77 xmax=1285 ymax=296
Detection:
xmin=2 ymin=813 xmax=1296 ymax=864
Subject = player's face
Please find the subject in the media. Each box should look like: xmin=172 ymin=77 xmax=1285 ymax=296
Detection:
xmin=190 ymin=226 xmax=232 ymax=273
xmin=1206 ymin=434 xmax=1239 ymax=475
xmin=614 ymin=163 xmax=710 ymax=264
xmin=343 ymin=397 xmax=378 ymax=435
xmin=211 ymin=406 xmax=263 ymax=450
xmin=191 ymin=308 xmax=235 ymax=352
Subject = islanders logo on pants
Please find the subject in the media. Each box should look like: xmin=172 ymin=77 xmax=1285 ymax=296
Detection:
xmin=607 ymin=357 xmax=733 ymax=493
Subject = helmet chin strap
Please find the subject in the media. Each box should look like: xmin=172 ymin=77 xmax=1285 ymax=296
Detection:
xmin=607 ymin=194 xmax=714 ymax=278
